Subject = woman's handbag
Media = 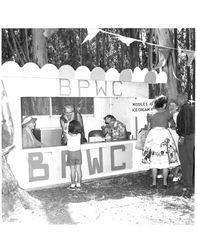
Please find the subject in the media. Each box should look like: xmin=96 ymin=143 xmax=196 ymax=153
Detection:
xmin=135 ymin=128 xmax=149 ymax=150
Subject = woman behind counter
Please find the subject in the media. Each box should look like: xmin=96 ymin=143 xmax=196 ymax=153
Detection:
xmin=22 ymin=116 xmax=44 ymax=148
xmin=60 ymin=105 xmax=87 ymax=145
xmin=101 ymin=114 xmax=127 ymax=140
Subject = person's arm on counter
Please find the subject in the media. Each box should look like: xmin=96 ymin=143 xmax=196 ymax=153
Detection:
xmin=60 ymin=116 xmax=68 ymax=145
xmin=112 ymin=121 xmax=127 ymax=140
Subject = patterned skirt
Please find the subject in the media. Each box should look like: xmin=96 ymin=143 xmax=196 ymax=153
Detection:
xmin=142 ymin=127 xmax=180 ymax=169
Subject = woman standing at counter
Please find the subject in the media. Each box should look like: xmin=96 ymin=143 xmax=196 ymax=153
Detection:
xmin=60 ymin=105 xmax=87 ymax=145
xmin=142 ymin=95 xmax=180 ymax=188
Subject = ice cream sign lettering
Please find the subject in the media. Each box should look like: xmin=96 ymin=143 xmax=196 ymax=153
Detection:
xmin=131 ymin=99 xmax=154 ymax=114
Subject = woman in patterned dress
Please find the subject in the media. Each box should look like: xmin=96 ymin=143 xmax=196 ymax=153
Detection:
xmin=142 ymin=95 xmax=180 ymax=188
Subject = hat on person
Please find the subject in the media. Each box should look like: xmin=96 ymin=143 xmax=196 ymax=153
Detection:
xmin=22 ymin=116 xmax=37 ymax=128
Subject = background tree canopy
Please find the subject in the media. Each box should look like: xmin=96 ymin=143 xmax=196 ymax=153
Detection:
xmin=1 ymin=28 xmax=195 ymax=99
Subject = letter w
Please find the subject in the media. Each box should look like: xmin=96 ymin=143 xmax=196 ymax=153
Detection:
xmin=86 ymin=148 xmax=103 ymax=175
xmin=96 ymin=80 xmax=107 ymax=96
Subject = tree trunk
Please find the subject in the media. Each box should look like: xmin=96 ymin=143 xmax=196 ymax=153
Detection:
xmin=22 ymin=28 xmax=30 ymax=61
xmin=186 ymin=28 xmax=191 ymax=100
xmin=129 ymin=29 xmax=139 ymax=70
xmin=101 ymin=32 xmax=105 ymax=69
xmin=1 ymin=82 xmax=42 ymax=222
xmin=147 ymin=29 xmax=155 ymax=98
xmin=147 ymin=29 xmax=153 ymax=70
xmin=174 ymin=29 xmax=178 ymax=63
xmin=32 ymin=28 xmax=48 ymax=67
xmin=96 ymin=32 xmax=99 ymax=66
xmin=155 ymin=29 xmax=178 ymax=99
xmin=192 ymin=29 xmax=195 ymax=100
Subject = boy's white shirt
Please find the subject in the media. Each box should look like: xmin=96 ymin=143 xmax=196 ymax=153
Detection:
xmin=67 ymin=133 xmax=81 ymax=151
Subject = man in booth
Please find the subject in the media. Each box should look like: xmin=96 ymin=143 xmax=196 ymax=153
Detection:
xmin=60 ymin=105 xmax=87 ymax=145
xmin=102 ymin=114 xmax=127 ymax=140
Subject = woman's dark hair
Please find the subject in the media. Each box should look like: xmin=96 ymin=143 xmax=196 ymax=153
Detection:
xmin=104 ymin=114 xmax=116 ymax=120
xmin=154 ymin=95 xmax=168 ymax=109
xmin=68 ymin=120 xmax=82 ymax=134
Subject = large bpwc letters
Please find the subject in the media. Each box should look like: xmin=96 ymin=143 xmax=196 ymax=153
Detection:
xmin=111 ymin=145 xmax=126 ymax=171
xmin=61 ymin=150 xmax=67 ymax=178
xmin=28 ymin=144 xmax=132 ymax=182
xmin=28 ymin=152 xmax=49 ymax=182
xmin=86 ymin=148 xmax=103 ymax=175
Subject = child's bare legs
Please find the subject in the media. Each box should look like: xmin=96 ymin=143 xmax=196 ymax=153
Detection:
xmin=162 ymin=168 xmax=168 ymax=185
xmin=152 ymin=168 xmax=158 ymax=185
xmin=70 ymin=165 xmax=76 ymax=185
xmin=76 ymin=164 xmax=82 ymax=186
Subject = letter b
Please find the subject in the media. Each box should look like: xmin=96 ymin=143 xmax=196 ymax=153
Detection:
xmin=28 ymin=152 xmax=49 ymax=182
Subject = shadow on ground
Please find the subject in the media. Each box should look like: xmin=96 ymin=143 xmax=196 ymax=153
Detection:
xmin=28 ymin=171 xmax=194 ymax=224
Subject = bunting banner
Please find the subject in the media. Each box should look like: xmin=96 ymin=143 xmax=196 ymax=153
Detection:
xmin=81 ymin=28 xmax=195 ymax=67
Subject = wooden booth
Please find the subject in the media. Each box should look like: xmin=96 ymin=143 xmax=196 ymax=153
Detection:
xmin=1 ymin=62 xmax=167 ymax=190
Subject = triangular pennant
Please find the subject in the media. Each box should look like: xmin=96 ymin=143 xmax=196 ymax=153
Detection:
xmin=155 ymin=47 xmax=169 ymax=69
xmin=172 ymin=70 xmax=182 ymax=82
xmin=82 ymin=28 xmax=100 ymax=44
xmin=185 ymin=50 xmax=195 ymax=66
xmin=117 ymin=35 xmax=136 ymax=46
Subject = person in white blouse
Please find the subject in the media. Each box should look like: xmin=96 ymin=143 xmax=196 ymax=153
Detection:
xmin=66 ymin=120 xmax=83 ymax=190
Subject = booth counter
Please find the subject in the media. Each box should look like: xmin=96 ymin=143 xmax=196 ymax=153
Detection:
xmin=8 ymin=139 xmax=148 ymax=190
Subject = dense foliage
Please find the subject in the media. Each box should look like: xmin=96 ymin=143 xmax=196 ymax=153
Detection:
xmin=1 ymin=28 xmax=195 ymax=99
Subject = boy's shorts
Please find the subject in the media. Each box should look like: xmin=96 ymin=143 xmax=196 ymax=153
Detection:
xmin=67 ymin=150 xmax=82 ymax=165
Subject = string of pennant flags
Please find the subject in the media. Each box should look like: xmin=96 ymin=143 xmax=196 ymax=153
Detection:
xmin=42 ymin=28 xmax=195 ymax=69
xmin=81 ymin=28 xmax=195 ymax=67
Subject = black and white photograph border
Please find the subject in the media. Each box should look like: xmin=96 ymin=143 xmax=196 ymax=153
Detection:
xmin=0 ymin=0 xmax=196 ymax=250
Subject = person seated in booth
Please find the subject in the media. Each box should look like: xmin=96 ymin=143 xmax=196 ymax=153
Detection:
xmin=22 ymin=116 xmax=44 ymax=148
xmin=60 ymin=104 xmax=87 ymax=145
xmin=101 ymin=114 xmax=127 ymax=140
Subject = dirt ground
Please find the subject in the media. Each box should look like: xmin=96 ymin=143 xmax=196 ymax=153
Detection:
xmin=2 ymin=171 xmax=195 ymax=224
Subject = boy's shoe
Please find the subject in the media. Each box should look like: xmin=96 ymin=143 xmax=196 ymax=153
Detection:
xmin=67 ymin=184 xmax=76 ymax=190
xmin=157 ymin=174 xmax=163 ymax=179
xmin=76 ymin=183 xmax=81 ymax=190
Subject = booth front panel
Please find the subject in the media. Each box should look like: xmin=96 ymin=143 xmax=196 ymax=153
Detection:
xmin=8 ymin=140 xmax=149 ymax=190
